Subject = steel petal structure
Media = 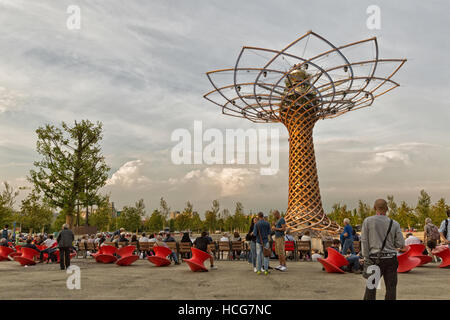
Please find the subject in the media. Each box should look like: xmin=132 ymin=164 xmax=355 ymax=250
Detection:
xmin=204 ymin=31 xmax=406 ymax=234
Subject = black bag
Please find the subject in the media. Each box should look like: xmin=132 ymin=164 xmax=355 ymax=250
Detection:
xmin=362 ymin=219 xmax=393 ymax=279
xmin=444 ymin=219 xmax=449 ymax=240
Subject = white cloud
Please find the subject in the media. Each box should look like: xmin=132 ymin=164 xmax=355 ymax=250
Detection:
xmin=106 ymin=160 xmax=150 ymax=187
xmin=172 ymin=167 xmax=257 ymax=197
xmin=0 ymin=86 xmax=23 ymax=113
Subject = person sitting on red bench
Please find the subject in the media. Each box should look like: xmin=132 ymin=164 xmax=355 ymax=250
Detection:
xmin=23 ymin=237 xmax=41 ymax=252
xmin=39 ymin=235 xmax=58 ymax=262
xmin=193 ymin=231 xmax=217 ymax=270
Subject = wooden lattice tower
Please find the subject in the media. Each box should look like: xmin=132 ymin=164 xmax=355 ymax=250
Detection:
xmin=204 ymin=31 xmax=406 ymax=234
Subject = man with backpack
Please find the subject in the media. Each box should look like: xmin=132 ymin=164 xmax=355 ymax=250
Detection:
xmin=439 ymin=209 xmax=450 ymax=246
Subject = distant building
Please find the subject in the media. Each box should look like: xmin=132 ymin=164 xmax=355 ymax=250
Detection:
xmin=169 ymin=211 xmax=181 ymax=220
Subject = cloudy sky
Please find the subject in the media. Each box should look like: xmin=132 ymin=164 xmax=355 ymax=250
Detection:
xmin=1 ymin=0 xmax=449 ymax=216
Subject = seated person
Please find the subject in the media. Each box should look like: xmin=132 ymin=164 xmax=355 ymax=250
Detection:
xmin=154 ymin=235 xmax=179 ymax=265
xmin=0 ymin=238 xmax=9 ymax=247
xmin=284 ymin=229 xmax=295 ymax=242
xmin=300 ymin=230 xmax=312 ymax=242
xmin=23 ymin=238 xmax=41 ymax=253
xmin=404 ymin=233 xmax=422 ymax=246
xmin=139 ymin=233 xmax=149 ymax=242
xmin=311 ymin=249 xmax=323 ymax=262
xmin=220 ymin=233 xmax=229 ymax=242
xmin=118 ymin=232 xmax=129 ymax=244
xmin=193 ymin=231 xmax=217 ymax=270
xmin=322 ymin=239 xmax=363 ymax=273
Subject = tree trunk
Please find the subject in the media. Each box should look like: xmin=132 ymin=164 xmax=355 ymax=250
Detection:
xmin=65 ymin=214 xmax=74 ymax=229
xmin=282 ymin=111 xmax=341 ymax=234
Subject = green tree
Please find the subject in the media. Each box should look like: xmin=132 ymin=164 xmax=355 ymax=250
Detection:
xmin=430 ymin=198 xmax=449 ymax=227
xmin=387 ymin=195 xmax=398 ymax=220
xmin=16 ymin=190 xmax=53 ymax=233
xmin=117 ymin=199 xmax=145 ymax=232
xmin=90 ymin=196 xmax=112 ymax=231
xmin=397 ymin=201 xmax=417 ymax=229
xmin=145 ymin=209 xmax=164 ymax=232
xmin=0 ymin=182 xmax=19 ymax=227
xmin=160 ymin=197 xmax=170 ymax=228
xmin=191 ymin=212 xmax=203 ymax=232
xmin=415 ymin=190 xmax=431 ymax=228
xmin=29 ymin=120 xmax=110 ymax=228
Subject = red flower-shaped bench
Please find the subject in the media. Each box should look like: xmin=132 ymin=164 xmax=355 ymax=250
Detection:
xmin=183 ymin=247 xmax=211 ymax=272
xmin=148 ymin=246 xmax=172 ymax=267
xmin=407 ymin=244 xmax=432 ymax=266
xmin=9 ymin=245 xmax=22 ymax=258
xmin=317 ymin=247 xmax=349 ymax=273
xmin=116 ymin=245 xmax=139 ymax=266
xmin=432 ymin=245 xmax=450 ymax=268
xmin=397 ymin=247 xmax=421 ymax=273
xmin=94 ymin=245 xmax=117 ymax=264
xmin=0 ymin=246 xmax=14 ymax=261
xmin=13 ymin=247 xmax=39 ymax=266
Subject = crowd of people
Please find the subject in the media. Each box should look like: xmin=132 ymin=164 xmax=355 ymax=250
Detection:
xmin=1 ymin=204 xmax=449 ymax=300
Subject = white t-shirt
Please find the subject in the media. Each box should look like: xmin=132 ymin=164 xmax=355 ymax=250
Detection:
xmin=311 ymin=253 xmax=323 ymax=262
xmin=439 ymin=218 xmax=450 ymax=241
xmin=220 ymin=237 xmax=229 ymax=242
xmin=301 ymin=235 xmax=311 ymax=242
xmin=139 ymin=237 xmax=149 ymax=242
xmin=405 ymin=236 xmax=422 ymax=246
xmin=43 ymin=239 xmax=57 ymax=248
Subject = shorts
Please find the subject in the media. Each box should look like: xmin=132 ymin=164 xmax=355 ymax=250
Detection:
xmin=275 ymin=237 xmax=285 ymax=257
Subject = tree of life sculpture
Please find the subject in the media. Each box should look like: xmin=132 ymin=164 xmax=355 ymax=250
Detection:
xmin=203 ymin=31 xmax=406 ymax=234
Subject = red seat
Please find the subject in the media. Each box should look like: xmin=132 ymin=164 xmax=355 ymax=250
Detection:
xmin=432 ymin=245 xmax=450 ymax=268
xmin=13 ymin=247 xmax=39 ymax=266
xmin=94 ymin=245 xmax=117 ymax=264
xmin=285 ymin=241 xmax=295 ymax=252
xmin=9 ymin=245 xmax=22 ymax=258
xmin=408 ymin=244 xmax=432 ymax=266
xmin=317 ymin=247 xmax=349 ymax=273
xmin=116 ymin=245 xmax=139 ymax=266
xmin=183 ymin=247 xmax=211 ymax=272
xmin=0 ymin=246 xmax=15 ymax=261
xmin=397 ymin=247 xmax=421 ymax=273
xmin=147 ymin=246 xmax=172 ymax=267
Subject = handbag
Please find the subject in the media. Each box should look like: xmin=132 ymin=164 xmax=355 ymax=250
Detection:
xmin=362 ymin=218 xmax=393 ymax=279
xmin=257 ymin=223 xmax=272 ymax=257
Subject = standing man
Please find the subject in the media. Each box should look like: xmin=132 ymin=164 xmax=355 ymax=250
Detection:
xmin=57 ymin=224 xmax=74 ymax=270
xmin=361 ymin=199 xmax=406 ymax=300
xmin=439 ymin=209 xmax=450 ymax=247
xmin=1 ymin=225 xmax=8 ymax=240
xmin=253 ymin=212 xmax=271 ymax=275
xmin=272 ymin=210 xmax=287 ymax=272
xmin=341 ymin=218 xmax=355 ymax=255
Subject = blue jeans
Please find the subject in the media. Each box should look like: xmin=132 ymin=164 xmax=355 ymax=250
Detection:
xmin=341 ymin=238 xmax=355 ymax=255
xmin=169 ymin=252 xmax=178 ymax=263
xmin=256 ymin=241 xmax=269 ymax=272
xmin=248 ymin=241 xmax=256 ymax=267
xmin=346 ymin=254 xmax=361 ymax=271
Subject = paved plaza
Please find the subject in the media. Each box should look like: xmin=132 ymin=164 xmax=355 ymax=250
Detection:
xmin=1 ymin=258 xmax=449 ymax=300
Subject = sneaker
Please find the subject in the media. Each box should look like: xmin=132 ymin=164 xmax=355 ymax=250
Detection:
xmin=253 ymin=267 xmax=257 ymax=273
xmin=264 ymin=270 xmax=269 ymax=275
xmin=210 ymin=265 xmax=217 ymax=270
xmin=274 ymin=265 xmax=282 ymax=270
xmin=279 ymin=266 xmax=287 ymax=272
xmin=256 ymin=271 xmax=261 ymax=275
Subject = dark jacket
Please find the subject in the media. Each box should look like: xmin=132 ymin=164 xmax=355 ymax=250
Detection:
xmin=57 ymin=229 xmax=74 ymax=248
